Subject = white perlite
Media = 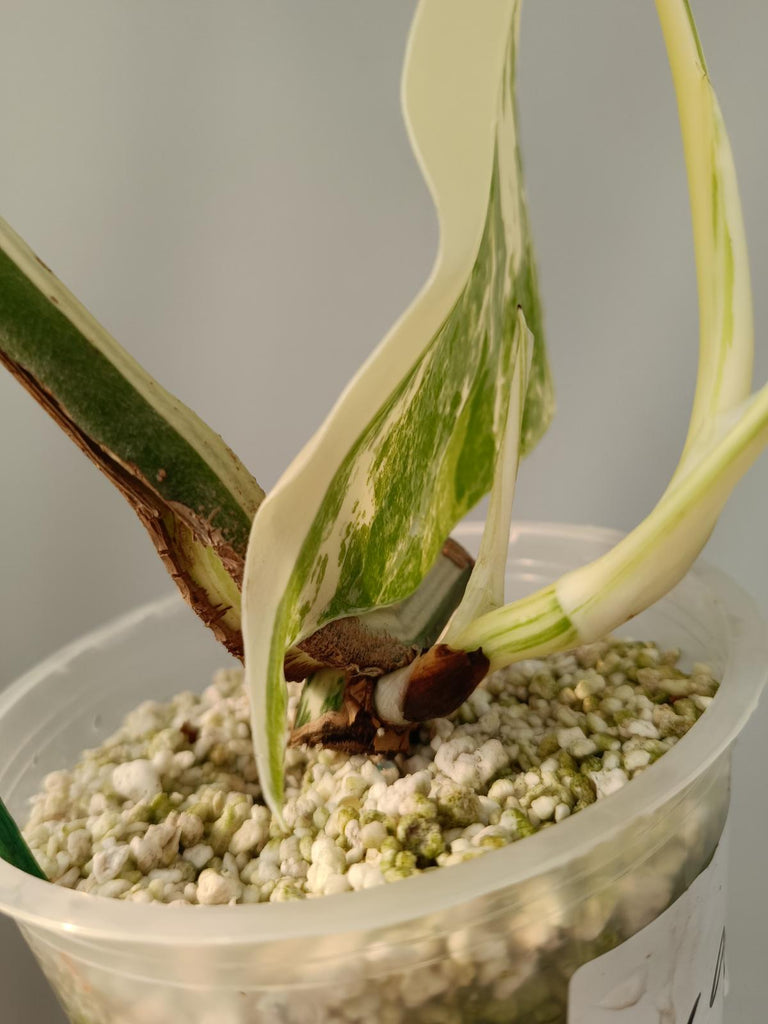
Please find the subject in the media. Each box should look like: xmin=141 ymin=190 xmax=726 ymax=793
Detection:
xmin=23 ymin=640 xmax=719 ymax=906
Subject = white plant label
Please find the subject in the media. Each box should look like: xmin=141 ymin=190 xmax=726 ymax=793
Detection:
xmin=569 ymin=827 xmax=729 ymax=1023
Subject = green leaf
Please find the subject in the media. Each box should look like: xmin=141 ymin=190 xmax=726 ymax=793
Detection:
xmin=0 ymin=798 xmax=46 ymax=879
xmin=243 ymin=0 xmax=553 ymax=813
xmin=0 ymin=218 xmax=264 ymax=656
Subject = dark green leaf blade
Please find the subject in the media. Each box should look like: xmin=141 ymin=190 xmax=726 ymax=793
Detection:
xmin=0 ymin=798 xmax=46 ymax=880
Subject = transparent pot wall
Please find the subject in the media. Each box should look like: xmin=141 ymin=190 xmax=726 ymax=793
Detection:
xmin=23 ymin=761 xmax=729 ymax=1024
xmin=0 ymin=524 xmax=755 ymax=1024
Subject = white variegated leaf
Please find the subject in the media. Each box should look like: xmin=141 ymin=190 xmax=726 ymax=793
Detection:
xmin=452 ymin=0 xmax=768 ymax=667
xmin=243 ymin=0 xmax=552 ymax=812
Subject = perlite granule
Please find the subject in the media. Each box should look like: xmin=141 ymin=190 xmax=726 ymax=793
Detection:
xmin=23 ymin=639 xmax=718 ymax=906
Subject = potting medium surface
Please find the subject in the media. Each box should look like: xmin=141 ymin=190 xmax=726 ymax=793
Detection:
xmin=24 ymin=638 xmax=717 ymax=905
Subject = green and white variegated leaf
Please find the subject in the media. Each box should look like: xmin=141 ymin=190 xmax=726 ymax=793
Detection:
xmin=0 ymin=215 xmax=469 ymax=672
xmin=243 ymin=0 xmax=553 ymax=813
xmin=664 ymin=0 xmax=753 ymax=478
xmin=442 ymin=308 xmax=533 ymax=642
xmin=0 ymin=217 xmax=264 ymax=655
xmin=294 ymin=670 xmax=348 ymax=731
xmin=452 ymin=0 xmax=768 ymax=668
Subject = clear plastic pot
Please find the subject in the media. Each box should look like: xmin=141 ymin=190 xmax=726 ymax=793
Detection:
xmin=0 ymin=522 xmax=765 ymax=1024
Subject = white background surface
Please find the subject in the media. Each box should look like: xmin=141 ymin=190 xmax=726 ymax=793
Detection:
xmin=1 ymin=2 xmax=766 ymax=1020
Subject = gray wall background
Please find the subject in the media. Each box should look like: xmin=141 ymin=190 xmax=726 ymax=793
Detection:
xmin=1 ymin=1 xmax=766 ymax=1020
